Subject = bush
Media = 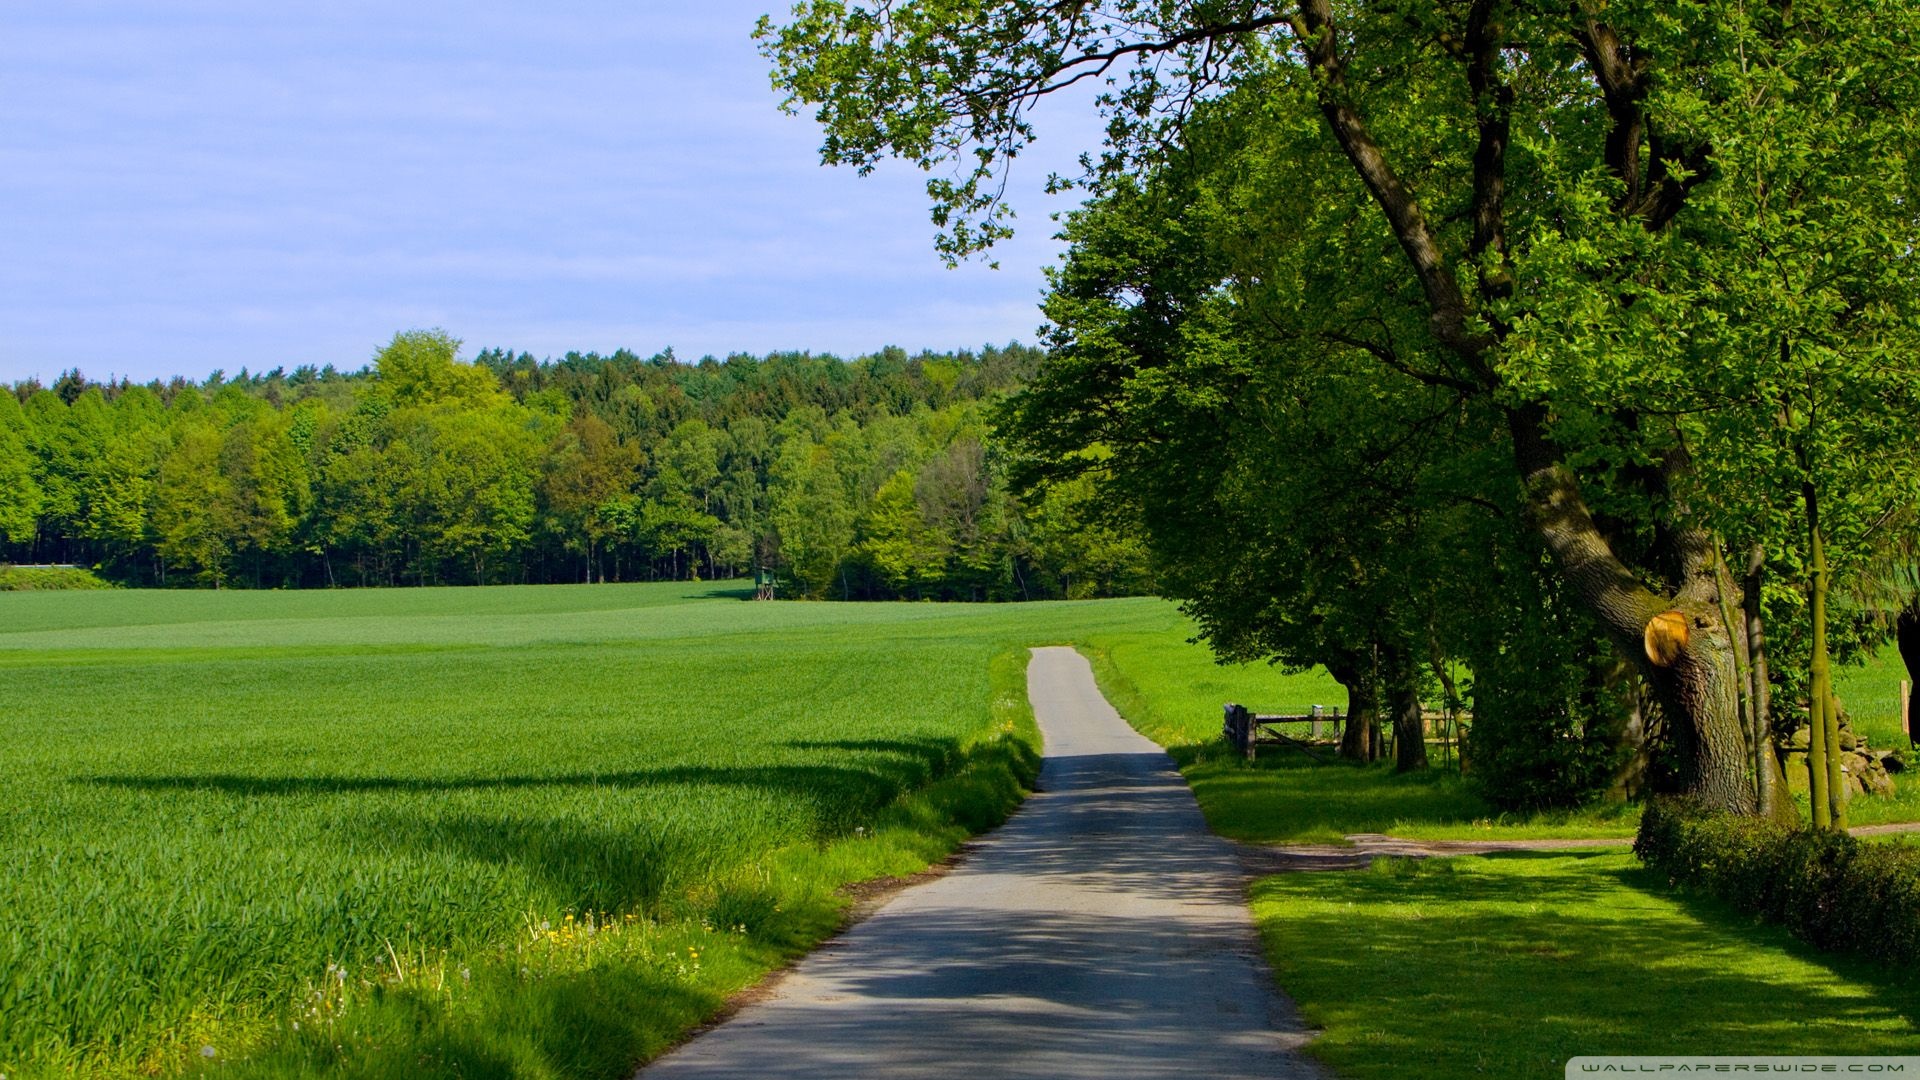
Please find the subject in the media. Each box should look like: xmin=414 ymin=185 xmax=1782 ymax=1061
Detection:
xmin=1636 ymin=797 xmax=1920 ymax=962
xmin=0 ymin=564 xmax=114 ymax=591
xmin=1459 ymin=549 xmax=1634 ymax=811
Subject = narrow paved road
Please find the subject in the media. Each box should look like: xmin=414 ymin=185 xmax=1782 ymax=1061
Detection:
xmin=637 ymin=646 xmax=1321 ymax=1080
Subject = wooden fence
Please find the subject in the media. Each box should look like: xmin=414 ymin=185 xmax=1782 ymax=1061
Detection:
xmin=1224 ymin=702 xmax=1470 ymax=767
xmin=1906 ymin=679 xmax=1914 ymax=745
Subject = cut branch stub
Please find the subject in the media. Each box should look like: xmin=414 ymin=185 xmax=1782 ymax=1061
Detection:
xmin=1645 ymin=610 xmax=1690 ymax=667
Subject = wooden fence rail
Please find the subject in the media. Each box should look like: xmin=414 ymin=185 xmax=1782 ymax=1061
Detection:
xmin=1222 ymin=703 xmax=1344 ymax=761
xmin=1224 ymin=702 xmax=1472 ymax=766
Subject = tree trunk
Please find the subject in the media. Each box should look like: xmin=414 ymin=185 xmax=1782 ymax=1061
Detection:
xmin=1509 ymin=405 xmax=1755 ymax=813
xmin=1645 ymin=606 xmax=1755 ymax=809
xmin=1806 ymin=489 xmax=1847 ymax=829
xmin=1381 ymin=641 xmax=1429 ymax=772
xmin=1331 ymin=663 xmax=1378 ymax=763
xmin=1742 ymin=547 xmax=1797 ymax=824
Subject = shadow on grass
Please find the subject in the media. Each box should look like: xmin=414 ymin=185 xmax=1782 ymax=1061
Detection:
xmin=81 ymin=735 xmax=987 ymax=918
xmin=1257 ymin=855 xmax=1920 ymax=1079
xmin=216 ymin=949 xmax=730 ymax=1080
xmin=79 ymin=735 xmax=966 ymax=804
xmin=1173 ymin=741 xmax=1641 ymax=844
xmin=1174 ymin=744 xmax=1486 ymax=843
xmin=1633 ymin=863 xmax=1920 ymax=1032
xmin=1474 ymin=848 xmax=1622 ymax=862
xmin=781 ymin=737 xmax=964 ymax=776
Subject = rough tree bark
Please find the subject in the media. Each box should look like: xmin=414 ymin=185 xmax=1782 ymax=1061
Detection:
xmin=1381 ymin=641 xmax=1429 ymax=772
xmin=1330 ymin=660 xmax=1380 ymax=763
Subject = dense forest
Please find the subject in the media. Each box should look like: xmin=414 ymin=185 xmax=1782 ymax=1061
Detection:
xmin=0 ymin=331 xmax=1150 ymax=599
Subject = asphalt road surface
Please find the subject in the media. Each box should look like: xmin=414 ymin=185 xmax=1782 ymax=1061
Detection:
xmin=637 ymin=645 xmax=1322 ymax=1080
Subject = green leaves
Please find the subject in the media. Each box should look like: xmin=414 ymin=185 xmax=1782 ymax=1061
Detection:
xmin=760 ymin=0 xmax=1294 ymax=260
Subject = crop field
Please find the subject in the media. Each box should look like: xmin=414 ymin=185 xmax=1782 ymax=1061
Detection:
xmin=0 ymin=582 xmax=1322 ymax=1078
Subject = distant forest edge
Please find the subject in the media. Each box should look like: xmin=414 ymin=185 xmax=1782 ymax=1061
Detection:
xmin=0 ymin=331 xmax=1152 ymax=598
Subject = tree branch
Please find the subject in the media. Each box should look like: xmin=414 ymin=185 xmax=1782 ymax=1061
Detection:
xmin=1570 ymin=13 xmax=1711 ymax=229
xmin=1466 ymin=0 xmax=1515 ymax=298
xmin=1291 ymin=1 xmax=1492 ymax=361
xmin=1318 ymin=330 xmax=1482 ymax=394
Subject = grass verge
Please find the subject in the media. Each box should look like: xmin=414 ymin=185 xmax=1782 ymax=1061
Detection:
xmin=1078 ymin=640 xmax=1641 ymax=843
xmin=1252 ymin=853 xmax=1920 ymax=1078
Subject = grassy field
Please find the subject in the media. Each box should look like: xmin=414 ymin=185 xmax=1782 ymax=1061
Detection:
xmin=0 ymin=581 xmax=1331 ymax=1078
xmin=1836 ymin=642 xmax=1913 ymax=751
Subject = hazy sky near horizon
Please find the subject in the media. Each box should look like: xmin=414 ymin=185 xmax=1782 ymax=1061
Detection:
xmin=1 ymin=2 xmax=1101 ymax=385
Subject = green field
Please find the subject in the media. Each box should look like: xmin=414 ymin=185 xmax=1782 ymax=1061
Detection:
xmin=0 ymin=582 xmax=1332 ymax=1078
xmin=1836 ymin=644 xmax=1915 ymax=753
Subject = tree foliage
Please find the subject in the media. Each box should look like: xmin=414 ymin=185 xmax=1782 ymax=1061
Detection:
xmin=766 ymin=0 xmax=1920 ymax=810
xmin=4 ymin=336 xmax=1150 ymax=600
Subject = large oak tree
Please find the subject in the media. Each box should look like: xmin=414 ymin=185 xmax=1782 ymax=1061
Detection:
xmin=761 ymin=0 xmax=1920 ymax=814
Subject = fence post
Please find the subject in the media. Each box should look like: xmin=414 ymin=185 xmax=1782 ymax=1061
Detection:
xmin=1904 ymin=679 xmax=1913 ymax=746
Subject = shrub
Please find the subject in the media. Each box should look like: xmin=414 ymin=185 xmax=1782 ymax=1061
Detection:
xmin=1635 ymin=797 xmax=1920 ymax=962
xmin=1459 ymin=562 xmax=1634 ymax=811
xmin=0 ymin=564 xmax=114 ymax=591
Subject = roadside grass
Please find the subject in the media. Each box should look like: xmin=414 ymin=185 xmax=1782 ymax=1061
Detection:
xmin=1252 ymin=853 xmax=1920 ymax=1078
xmin=1077 ymin=637 xmax=1642 ymax=843
xmin=0 ymin=583 xmax=1145 ymax=1078
xmin=1082 ymin=632 xmax=1920 ymax=841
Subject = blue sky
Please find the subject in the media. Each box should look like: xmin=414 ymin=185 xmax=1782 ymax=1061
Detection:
xmin=0 ymin=2 xmax=1100 ymax=385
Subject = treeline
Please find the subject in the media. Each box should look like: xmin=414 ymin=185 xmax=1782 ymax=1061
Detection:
xmin=0 ymin=332 xmax=1150 ymax=599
